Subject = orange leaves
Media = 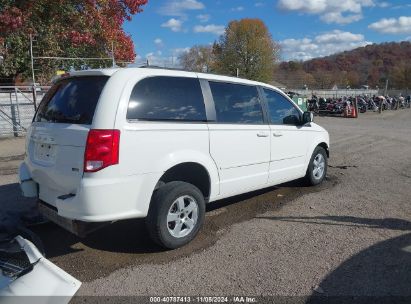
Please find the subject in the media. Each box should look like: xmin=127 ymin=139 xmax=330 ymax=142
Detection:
xmin=0 ymin=0 xmax=148 ymax=80
xmin=0 ymin=7 xmax=26 ymax=32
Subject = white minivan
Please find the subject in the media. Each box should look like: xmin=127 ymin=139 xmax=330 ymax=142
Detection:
xmin=19 ymin=68 xmax=329 ymax=249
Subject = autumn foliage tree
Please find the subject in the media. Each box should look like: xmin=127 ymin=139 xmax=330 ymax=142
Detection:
xmin=0 ymin=0 xmax=147 ymax=83
xmin=179 ymin=45 xmax=214 ymax=73
xmin=391 ymin=65 xmax=411 ymax=89
xmin=276 ymin=41 xmax=411 ymax=89
xmin=212 ymin=19 xmax=280 ymax=83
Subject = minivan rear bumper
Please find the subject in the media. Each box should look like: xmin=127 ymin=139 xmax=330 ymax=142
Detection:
xmin=19 ymin=161 xmax=161 ymax=223
xmin=38 ymin=200 xmax=111 ymax=237
xmin=19 ymin=163 xmax=38 ymax=198
xmin=54 ymin=173 xmax=160 ymax=222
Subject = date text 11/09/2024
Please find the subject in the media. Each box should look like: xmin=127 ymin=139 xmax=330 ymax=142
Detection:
xmin=149 ymin=296 xmax=257 ymax=303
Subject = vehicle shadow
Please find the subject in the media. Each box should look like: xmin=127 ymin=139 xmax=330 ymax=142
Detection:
xmin=206 ymin=176 xmax=318 ymax=212
xmin=0 ymin=183 xmax=160 ymax=256
xmin=0 ymin=183 xmax=36 ymax=212
xmin=205 ymin=184 xmax=280 ymax=212
xmin=0 ymin=182 xmax=38 ymax=238
xmin=0 ymin=181 xmax=291 ymax=257
xmin=257 ymin=215 xmax=411 ymax=300
xmin=0 ymin=177 xmax=322 ymax=258
xmin=256 ymin=215 xmax=411 ymax=231
xmin=34 ymin=184 xmax=287 ymax=257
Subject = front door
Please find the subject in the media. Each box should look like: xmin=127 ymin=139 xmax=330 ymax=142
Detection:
xmin=261 ymin=88 xmax=310 ymax=184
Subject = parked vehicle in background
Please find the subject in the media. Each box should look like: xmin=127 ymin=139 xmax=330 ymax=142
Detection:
xmin=318 ymin=98 xmax=329 ymax=114
xmin=367 ymin=97 xmax=379 ymax=111
xmin=305 ymin=93 xmax=409 ymax=117
xmin=357 ymin=98 xmax=367 ymax=113
xmin=19 ymin=68 xmax=330 ymax=249
xmin=307 ymin=96 xmax=319 ymax=114
xmin=398 ymin=96 xmax=405 ymax=109
xmin=328 ymin=100 xmax=345 ymax=114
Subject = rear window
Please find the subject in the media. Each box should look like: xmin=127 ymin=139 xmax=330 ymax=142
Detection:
xmin=126 ymin=76 xmax=206 ymax=121
xmin=35 ymin=76 xmax=109 ymax=124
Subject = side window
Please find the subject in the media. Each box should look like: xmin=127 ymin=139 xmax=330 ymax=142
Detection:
xmin=127 ymin=76 xmax=206 ymax=121
xmin=209 ymin=82 xmax=264 ymax=124
xmin=263 ymin=89 xmax=301 ymax=125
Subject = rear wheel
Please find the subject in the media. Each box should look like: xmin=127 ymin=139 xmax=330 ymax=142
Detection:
xmin=146 ymin=181 xmax=205 ymax=249
xmin=305 ymin=146 xmax=328 ymax=186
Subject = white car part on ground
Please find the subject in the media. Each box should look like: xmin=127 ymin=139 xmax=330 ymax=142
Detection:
xmin=0 ymin=235 xmax=81 ymax=304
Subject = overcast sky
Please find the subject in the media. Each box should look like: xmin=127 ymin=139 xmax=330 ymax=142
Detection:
xmin=124 ymin=0 xmax=411 ymax=66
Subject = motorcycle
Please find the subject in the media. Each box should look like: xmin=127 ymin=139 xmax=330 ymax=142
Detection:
xmin=357 ymin=98 xmax=367 ymax=113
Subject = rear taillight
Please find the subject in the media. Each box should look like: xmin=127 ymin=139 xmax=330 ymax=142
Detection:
xmin=84 ymin=129 xmax=120 ymax=173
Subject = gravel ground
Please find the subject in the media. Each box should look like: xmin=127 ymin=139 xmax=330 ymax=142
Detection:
xmin=1 ymin=110 xmax=410 ymax=299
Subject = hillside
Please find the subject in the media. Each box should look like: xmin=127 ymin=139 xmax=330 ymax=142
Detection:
xmin=275 ymin=41 xmax=411 ymax=90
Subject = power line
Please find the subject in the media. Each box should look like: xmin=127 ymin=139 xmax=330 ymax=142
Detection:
xmin=34 ymin=56 xmax=114 ymax=60
xmin=29 ymin=34 xmax=123 ymax=83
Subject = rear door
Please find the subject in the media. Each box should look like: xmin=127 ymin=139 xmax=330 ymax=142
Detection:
xmin=207 ymin=81 xmax=270 ymax=197
xmin=28 ymin=76 xmax=109 ymax=206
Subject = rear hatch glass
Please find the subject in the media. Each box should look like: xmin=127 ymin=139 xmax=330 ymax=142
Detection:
xmin=35 ymin=76 xmax=109 ymax=124
xmin=29 ymin=76 xmax=109 ymax=206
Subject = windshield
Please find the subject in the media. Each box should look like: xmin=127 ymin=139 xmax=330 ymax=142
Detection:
xmin=35 ymin=76 xmax=109 ymax=124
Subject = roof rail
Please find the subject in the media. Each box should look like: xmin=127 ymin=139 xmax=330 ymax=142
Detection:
xmin=138 ymin=65 xmax=189 ymax=72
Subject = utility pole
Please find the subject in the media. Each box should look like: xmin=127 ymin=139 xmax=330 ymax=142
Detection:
xmin=29 ymin=34 xmax=38 ymax=109
xmin=29 ymin=34 xmax=35 ymax=85
xmin=384 ymin=78 xmax=389 ymax=96
xmin=111 ymin=41 xmax=115 ymax=68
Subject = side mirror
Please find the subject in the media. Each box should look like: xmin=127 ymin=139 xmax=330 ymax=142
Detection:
xmin=302 ymin=111 xmax=314 ymax=125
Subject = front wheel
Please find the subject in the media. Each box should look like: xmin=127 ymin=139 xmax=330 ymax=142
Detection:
xmin=305 ymin=146 xmax=328 ymax=186
xmin=146 ymin=181 xmax=205 ymax=249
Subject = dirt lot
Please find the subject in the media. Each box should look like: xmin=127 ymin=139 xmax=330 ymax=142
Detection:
xmin=1 ymin=110 xmax=411 ymax=300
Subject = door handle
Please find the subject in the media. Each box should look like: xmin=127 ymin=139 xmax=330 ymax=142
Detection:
xmin=273 ymin=132 xmax=283 ymax=137
xmin=257 ymin=132 xmax=269 ymax=137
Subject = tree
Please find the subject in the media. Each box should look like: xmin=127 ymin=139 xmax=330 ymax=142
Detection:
xmin=346 ymin=71 xmax=360 ymax=88
xmin=391 ymin=64 xmax=411 ymax=89
xmin=179 ymin=45 xmax=213 ymax=72
xmin=0 ymin=0 xmax=148 ymax=84
xmin=277 ymin=41 xmax=411 ymax=89
xmin=212 ymin=18 xmax=280 ymax=83
xmin=313 ymin=71 xmax=335 ymax=89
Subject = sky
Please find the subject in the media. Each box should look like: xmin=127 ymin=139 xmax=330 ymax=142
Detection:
xmin=124 ymin=0 xmax=411 ymax=66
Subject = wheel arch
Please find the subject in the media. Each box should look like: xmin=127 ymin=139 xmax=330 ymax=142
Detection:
xmin=156 ymin=162 xmax=212 ymax=201
xmin=305 ymin=139 xmax=330 ymax=172
xmin=317 ymin=142 xmax=329 ymax=158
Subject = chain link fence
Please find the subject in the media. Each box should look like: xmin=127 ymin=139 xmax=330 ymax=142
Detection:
xmin=289 ymin=89 xmax=380 ymax=99
xmin=0 ymin=86 xmax=50 ymax=138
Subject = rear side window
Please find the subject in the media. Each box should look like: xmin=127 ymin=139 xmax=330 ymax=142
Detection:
xmin=209 ymin=82 xmax=264 ymax=124
xmin=35 ymin=76 xmax=108 ymax=124
xmin=127 ymin=76 xmax=206 ymax=121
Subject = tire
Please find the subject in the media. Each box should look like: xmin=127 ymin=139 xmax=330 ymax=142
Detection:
xmin=146 ymin=181 xmax=205 ymax=249
xmin=305 ymin=146 xmax=328 ymax=186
